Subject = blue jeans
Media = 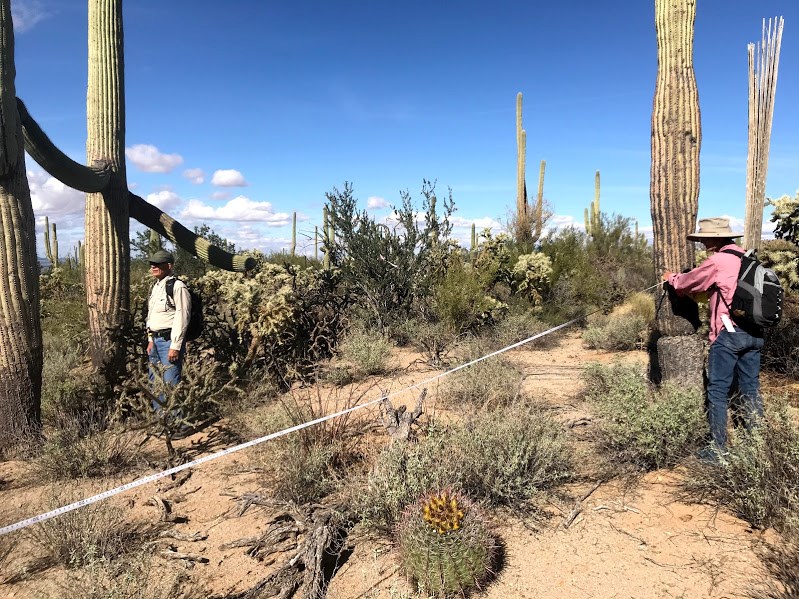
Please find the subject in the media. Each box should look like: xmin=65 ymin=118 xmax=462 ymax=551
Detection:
xmin=706 ymin=327 xmax=764 ymax=448
xmin=148 ymin=336 xmax=183 ymax=411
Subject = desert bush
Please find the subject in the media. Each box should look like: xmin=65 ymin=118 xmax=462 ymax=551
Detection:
xmin=760 ymin=239 xmax=799 ymax=291
xmin=36 ymin=413 xmax=140 ymax=480
xmin=252 ymin=384 xmax=370 ymax=504
xmin=27 ymin=491 xmax=136 ymax=568
xmin=582 ymin=313 xmax=647 ymax=351
xmin=440 ymin=356 xmax=523 ymax=411
xmin=762 ymin=293 xmax=799 ymax=378
xmin=487 ymin=309 xmax=551 ymax=350
xmin=335 ymin=326 xmax=392 ymax=380
xmin=325 ymin=181 xmax=454 ymax=331
xmin=50 ymin=552 xmax=206 ymax=599
xmin=395 ymin=489 xmax=497 ymax=597
xmin=771 ymin=191 xmax=799 ymax=245
xmin=753 ymin=518 xmax=799 ymax=599
xmin=431 ymin=256 xmax=505 ymax=335
xmin=683 ymin=403 xmax=799 ymax=531
xmin=583 ymin=363 xmax=706 ymax=471
xmin=41 ymin=332 xmax=90 ymax=421
xmin=360 ymin=404 xmax=572 ymax=530
xmin=397 ymin=318 xmax=461 ymax=367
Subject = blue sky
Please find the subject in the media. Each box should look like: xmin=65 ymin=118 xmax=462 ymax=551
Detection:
xmin=12 ymin=0 xmax=799 ymax=258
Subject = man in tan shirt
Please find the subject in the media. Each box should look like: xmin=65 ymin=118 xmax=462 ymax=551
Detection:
xmin=146 ymin=250 xmax=191 ymax=393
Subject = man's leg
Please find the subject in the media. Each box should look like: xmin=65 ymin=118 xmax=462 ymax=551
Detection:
xmin=735 ymin=333 xmax=764 ymax=432
xmin=149 ymin=337 xmax=173 ymax=412
xmin=706 ymin=331 xmax=739 ymax=449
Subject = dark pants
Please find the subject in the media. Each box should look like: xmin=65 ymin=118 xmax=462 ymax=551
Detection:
xmin=706 ymin=327 xmax=764 ymax=448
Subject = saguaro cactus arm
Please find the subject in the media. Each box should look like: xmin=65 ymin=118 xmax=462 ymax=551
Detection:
xmin=129 ymin=192 xmax=255 ymax=272
xmin=17 ymin=98 xmax=110 ymax=193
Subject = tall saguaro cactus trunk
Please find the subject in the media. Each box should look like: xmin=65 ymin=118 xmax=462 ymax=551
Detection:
xmin=650 ymin=0 xmax=703 ymax=387
xmin=85 ymin=0 xmax=130 ymax=378
xmin=0 ymin=0 xmax=43 ymax=443
xmin=515 ymin=92 xmax=531 ymax=248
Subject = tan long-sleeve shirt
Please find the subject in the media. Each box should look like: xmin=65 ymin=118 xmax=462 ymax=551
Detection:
xmin=147 ymin=276 xmax=191 ymax=351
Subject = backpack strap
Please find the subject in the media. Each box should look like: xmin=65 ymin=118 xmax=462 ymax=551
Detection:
xmin=164 ymin=276 xmax=177 ymax=311
xmin=720 ymin=248 xmax=745 ymax=258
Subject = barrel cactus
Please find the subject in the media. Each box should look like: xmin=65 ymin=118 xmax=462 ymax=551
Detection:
xmin=395 ymin=489 xmax=496 ymax=596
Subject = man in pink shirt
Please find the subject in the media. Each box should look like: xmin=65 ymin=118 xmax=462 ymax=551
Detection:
xmin=662 ymin=217 xmax=764 ymax=464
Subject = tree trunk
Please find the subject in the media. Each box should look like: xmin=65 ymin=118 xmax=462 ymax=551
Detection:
xmin=85 ymin=0 xmax=130 ymax=379
xmin=650 ymin=0 xmax=704 ymax=388
xmin=0 ymin=0 xmax=42 ymax=444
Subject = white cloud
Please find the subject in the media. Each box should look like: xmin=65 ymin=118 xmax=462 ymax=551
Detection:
xmin=146 ymin=190 xmax=182 ymax=212
xmin=211 ymin=191 xmax=230 ymax=200
xmin=367 ymin=196 xmax=388 ymax=209
xmin=181 ymin=195 xmax=292 ymax=225
xmin=182 ymin=168 xmax=205 ymax=184
xmin=125 ymin=144 xmax=184 ymax=173
xmin=211 ymin=169 xmax=248 ymax=187
xmin=450 ymin=216 xmax=502 ymax=230
xmin=12 ymin=0 xmax=49 ymax=33
xmin=28 ymin=169 xmax=84 ymax=217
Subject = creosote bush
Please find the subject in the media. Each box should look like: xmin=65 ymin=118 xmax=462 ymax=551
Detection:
xmin=360 ymin=403 xmax=572 ymax=531
xmin=395 ymin=488 xmax=496 ymax=597
xmin=583 ymin=363 xmax=706 ymax=471
xmin=683 ymin=403 xmax=799 ymax=531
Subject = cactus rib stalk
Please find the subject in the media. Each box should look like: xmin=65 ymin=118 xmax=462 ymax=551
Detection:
xmin=650 ymin=0 xmax=701 ymax=295
xmin=516 ymin=92 xmax=527 ymax=233
xmin=0 ymin=0 xmax=42 ymax=441
xmin=17 ymin=98 xmax=110 ymax=193
xmin=129 ymin=193 xmax=255 ymax=272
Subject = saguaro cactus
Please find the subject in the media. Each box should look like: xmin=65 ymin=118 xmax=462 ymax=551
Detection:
xmin=743 ymin=17 xmax=784 ymax=251
xmin=43 ymin=215 xmax=58 ymax=267
xmin=0 ymin=0 xmax=43 ymax=442
xmin=584 ymin=171 xmax=601 ymax=238
xmin=515 ymin=92 xmax=530 ymax=246
xmin=650 ymin=0 xmax=703 ymax=387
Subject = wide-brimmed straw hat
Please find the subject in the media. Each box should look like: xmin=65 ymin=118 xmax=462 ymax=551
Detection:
xmin=686 ymin=217 xmax=740 ymax=241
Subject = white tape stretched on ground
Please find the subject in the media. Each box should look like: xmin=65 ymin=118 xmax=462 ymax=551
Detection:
xmin=0 ymin=282 xmax=662 ymax=537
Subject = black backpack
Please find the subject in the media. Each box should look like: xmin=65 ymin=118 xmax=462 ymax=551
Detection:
xmin=165 ymin=277 xmax=204 ymax=341
xmin=719 ymin=249 xmax=783 ymax=329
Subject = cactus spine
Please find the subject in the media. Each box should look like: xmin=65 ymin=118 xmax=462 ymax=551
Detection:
xmin=743 ymin=17 xmax=784 ymax=251
xmin=396 ymin=489 xmax=496 ymax=596
xmin=650 ymin=0 xmax=704 ymax=387
xmin=0 ymin=0 xmax=43 ymax=442
xmin=43 ymin=216 xmax=59 ymax=267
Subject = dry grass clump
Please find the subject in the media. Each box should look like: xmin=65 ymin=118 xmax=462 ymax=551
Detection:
xmin=35 ymin=413 xmax=141 ymax=480
xmin=682 ymin=402 xmax=799 ymax=531
xmin=583 ymin=363 xmax=706 ymax=472
xmin=26 ymin=489 xmax=142 ymax=569
xmin=440 ymin=353 xmax=523 ymax=411
xmin=487 ymin=310 xmax=552 ymax=351
xmin=250 ymin=383 xmax=372 ymax=504
xmin=360 ymin=403 xmax=572 ymax=531
xmin=335 ymin=326 xmax=393 ymax=380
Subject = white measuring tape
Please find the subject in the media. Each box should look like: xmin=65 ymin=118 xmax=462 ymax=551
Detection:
xmin=1 ymin=282 xmax=662 ymax=536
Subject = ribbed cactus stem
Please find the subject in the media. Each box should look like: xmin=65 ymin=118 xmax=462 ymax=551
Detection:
xmin=471 ymin=222 xmax=476 ymax=255
xmin=584 ymin=207 xmax=590 ymax=233
xmin=17 ymin=98 xmax=110 ymax=193
xmin=85 ymin=0 xmax=130 ymax=372
xmin=51 ymin=221 xmax=58 ymax=265
xmin=291 ymin=211 xmax=296 ymax=257
xmin=322 ymin=205 xmax=330 ymax=270
xmin=0 ymin=0 xmax=43 ymax=441
xmin=532 ymin=159 xmax=545 ymax=243
xmin=651 ymin=0 xmax=701 ymax=335
xmin=592 ymin=170 xmax=601 ymax=237
xmin=516 ymin=92 xmax=528 ymax=239
xmin=43 ymin=215 xmax=53 ymax=265
xmin=129 ymin=193 xmax=254 ymax=271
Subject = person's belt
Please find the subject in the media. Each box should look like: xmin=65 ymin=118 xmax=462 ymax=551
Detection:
xmin=151 ymin=329 xmax=171 ymax=340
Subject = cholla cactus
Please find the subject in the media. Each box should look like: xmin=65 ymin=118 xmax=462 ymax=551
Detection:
xmin=760 ymin=239 xmax=799 ymax=291
xmin=512 ymin=252 xmax=553 ymax=305
xmin=771 ymin=192 xmax=799 ymax=244
xmin=396 ymin=489 xmax=496 ymax=596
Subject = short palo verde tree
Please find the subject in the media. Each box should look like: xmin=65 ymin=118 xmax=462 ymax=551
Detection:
xmin=0 ymin=0 xmax=43 ymax=443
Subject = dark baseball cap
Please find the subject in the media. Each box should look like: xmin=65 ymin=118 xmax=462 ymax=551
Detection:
xmin=149 ymin=250 xmax=174 ymax=264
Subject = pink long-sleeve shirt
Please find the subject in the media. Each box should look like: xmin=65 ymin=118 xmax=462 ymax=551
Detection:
xmin=667 ymin=243 xmax=743 ymax=344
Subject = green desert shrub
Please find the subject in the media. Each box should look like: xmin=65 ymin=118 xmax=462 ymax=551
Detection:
xmin=336 ymin=326 xmax=392 ymax=379
xmin=41 ymin=332 xmax=90 ymax=421
xmin=395 ymin=489 xmax=497 ymax=597
xmin=36 ymin=413 xmax=140 ymax=480
xmin=440 ymin=356 xmax=523 ymax=411
xmin=683 ymin=404 xmax=799 ymax=531
xmin=360 ymin=404 xmax=572 ymax=530
xmin=582 ymin=313 xmax=647 ymax=351
xmin=583 ymin=363 xmax=706 ymax=471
